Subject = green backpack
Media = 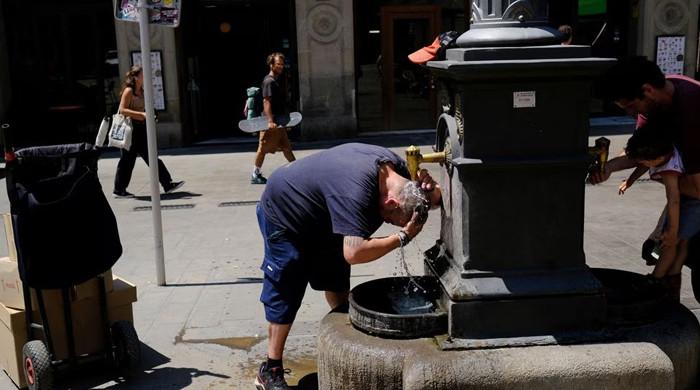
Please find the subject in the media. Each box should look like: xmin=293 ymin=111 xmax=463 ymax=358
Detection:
xmin=244 ymin=86 xmax=262 ymax=119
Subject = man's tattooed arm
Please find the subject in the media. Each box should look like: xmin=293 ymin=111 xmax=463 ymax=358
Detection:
xmin=342 ymin=234 xmax=401 ymax=265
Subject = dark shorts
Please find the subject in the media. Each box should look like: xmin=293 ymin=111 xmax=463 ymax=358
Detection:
xmin=664 ymin=197 xmax=700 ymax=239
xmin=256 ymin=204 xmax=350 ymax=324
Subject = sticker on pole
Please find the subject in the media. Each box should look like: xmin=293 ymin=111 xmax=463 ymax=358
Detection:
xmin=115 ymin=0 xmax=181 ymax=28
xmin=513 ymin=91 xmax=536 ymax=108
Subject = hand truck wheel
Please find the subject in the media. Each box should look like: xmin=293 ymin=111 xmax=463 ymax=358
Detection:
xmin=22 ymin=340 xmax=53 ymax=390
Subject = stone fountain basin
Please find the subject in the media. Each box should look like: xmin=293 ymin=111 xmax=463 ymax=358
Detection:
xmin=349 ymin=276 xmax=447 ymax=338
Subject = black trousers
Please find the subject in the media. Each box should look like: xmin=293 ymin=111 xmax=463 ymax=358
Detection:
xmin=113 ymin=121 xmax=173 ymax=191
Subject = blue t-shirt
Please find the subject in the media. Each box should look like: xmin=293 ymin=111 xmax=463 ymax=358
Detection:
xmin=260 ymin=143 xmax=409 ymax=241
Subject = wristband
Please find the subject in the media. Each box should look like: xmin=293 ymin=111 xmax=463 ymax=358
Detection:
xmin=397 ymin=230 xmax=411 ymax=247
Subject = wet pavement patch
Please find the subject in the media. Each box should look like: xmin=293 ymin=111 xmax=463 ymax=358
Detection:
xmin=175 ymin=328 xmax=265 ymax=352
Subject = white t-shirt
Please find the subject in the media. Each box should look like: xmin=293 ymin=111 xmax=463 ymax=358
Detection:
xmin=649 ymin=148 xmax=684 ymax=181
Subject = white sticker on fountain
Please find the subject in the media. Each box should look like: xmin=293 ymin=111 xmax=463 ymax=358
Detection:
xmin=513 ymin=91 xmax=536 ymax=108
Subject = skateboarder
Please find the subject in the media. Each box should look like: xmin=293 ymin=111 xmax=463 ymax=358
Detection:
xmin=251 ymin=53 xmax=296 ymax=185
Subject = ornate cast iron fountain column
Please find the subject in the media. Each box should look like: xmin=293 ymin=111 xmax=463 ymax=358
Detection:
xmin=423 ymin=0 xmax=615 ymax=341
xmin=458 ymin=0 xmax=561 ymax=47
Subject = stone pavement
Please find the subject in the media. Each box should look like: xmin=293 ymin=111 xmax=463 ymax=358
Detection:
xmin=0 ymin=127 xmax=696 ymax=389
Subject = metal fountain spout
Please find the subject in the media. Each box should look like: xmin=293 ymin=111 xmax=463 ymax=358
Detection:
xmin=587 ymin=137 xmax=611 ymax=175
xmin=405 ymin=145 xmax=446 ymax=180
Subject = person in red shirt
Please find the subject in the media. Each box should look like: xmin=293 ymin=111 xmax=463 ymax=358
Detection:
xmin=591 ymin=57 xmax=700 ymax=199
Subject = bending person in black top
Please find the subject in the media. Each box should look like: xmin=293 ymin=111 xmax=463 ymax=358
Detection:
xmin=253 ymin=143 xmax=441 ymax=390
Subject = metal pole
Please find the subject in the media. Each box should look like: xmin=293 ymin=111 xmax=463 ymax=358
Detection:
xmin=138 ymin=0 xmax=167 ymax=286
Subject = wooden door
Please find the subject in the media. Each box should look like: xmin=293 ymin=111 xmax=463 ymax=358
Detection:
xmin=380 ymin=5 xmax=441 ymax=130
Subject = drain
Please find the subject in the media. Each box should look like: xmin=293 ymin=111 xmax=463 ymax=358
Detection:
xmin=134 ymin=204 xmax=196 ymax=211
xmin=218 ymin=201 xmax=259 ymax=207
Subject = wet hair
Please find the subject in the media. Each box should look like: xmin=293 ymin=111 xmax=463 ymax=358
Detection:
xmin=267 ymin=52 xmax=285 ymax=67
xmin=625 ymin=122 xmax=674 ymax=162
xmin=601 ymin=56 xmax=666 ymax=101
xmin=121 ymin=65 xmax=143 ymax=94
xmin=397 ymin=181 xmax=429 ymax=220
xmin=558 ymin=25 xmax=572 ymax=43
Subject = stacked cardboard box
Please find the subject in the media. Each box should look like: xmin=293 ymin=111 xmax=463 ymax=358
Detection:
xmin=0 ymin=214 xmax=138 ymax=389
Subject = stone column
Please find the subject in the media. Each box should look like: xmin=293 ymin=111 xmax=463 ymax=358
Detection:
xmin=115 ymin=21 xmax=183 ymax=147
xmin=295 ymin=0 xmax=356 ymax=140
xmin=0 ymin=0 xmax=11 ymax=120
xmin=638 ymin=0 xmax=700 ymax=77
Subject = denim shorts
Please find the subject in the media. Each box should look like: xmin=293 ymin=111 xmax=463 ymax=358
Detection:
xmin=666 ymin=197 xmax=700 ymax=239
xmin=256 ymin=204 xmax=350 ymax=324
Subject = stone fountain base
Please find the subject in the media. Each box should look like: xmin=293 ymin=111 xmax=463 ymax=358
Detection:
xmin=318 ymin=305 xmax=700 ymax=390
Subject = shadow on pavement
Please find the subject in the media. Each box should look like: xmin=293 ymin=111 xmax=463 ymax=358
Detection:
xmin=294 ymin=373 xmax=319 ymax=390
xmin=133 ymin=191 xmax=203 ymax=201
xmin=166 ymin=277 xmax=263 ymax=287
xmin=56 ymin=342 xmax=229 ymax=389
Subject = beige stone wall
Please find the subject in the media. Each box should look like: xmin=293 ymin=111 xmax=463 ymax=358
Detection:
xmin=638 ymin=0 xmax=700 ymax=76
xmin=295 ymin=0 xmax=357 ymax=140
xmin=115 ymin=21 xmax=183 ymax=147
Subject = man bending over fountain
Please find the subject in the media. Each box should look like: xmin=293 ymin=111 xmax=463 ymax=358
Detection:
xmin=254 ymin=143 xmax=441 ymax=390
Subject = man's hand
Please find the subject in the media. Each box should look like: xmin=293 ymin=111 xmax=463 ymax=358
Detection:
xmin=618 ymin=180 xmax=631 ymax=195
xmin=268 ymin=121 xmax=277 ymax=129
xmin=415 ymin=168 xmax=442 ymax=208
xmin=588 ymin=166 xmax=611 ymax=185
xmin=416 ymin=169 xmax=436 ymax=191
xmin=402 ymin=209 xmax=426 ymax=240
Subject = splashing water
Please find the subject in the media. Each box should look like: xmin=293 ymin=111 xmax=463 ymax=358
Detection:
xmin=397 ymin=236 xmax=427 ymax=296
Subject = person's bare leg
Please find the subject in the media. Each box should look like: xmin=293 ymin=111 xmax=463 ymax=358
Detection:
xmin=282 ymin=149 xmax=296 ymax=163
xmin=653 ymin=242 xmax=678 ymax=278
xmin=254 ymin=131 xmax=267 ymax=172
xmin=267 ymin=322 xmax=292 ymax=360
xmin=324 ymin=291 xmax=349 ymax=309
xmin=669 ymin=240 xmax=689 ymax=276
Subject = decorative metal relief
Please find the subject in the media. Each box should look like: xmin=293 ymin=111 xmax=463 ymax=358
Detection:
xmin=307 ymin=3 xmax=343 ymax=43
xmin=654 ymin=0 xmax=689 ymax=34
xmin=455 ymin=93 xmax=464 ymax=144
xmin=438 ymin=81 xmax=451 ymax=114
xmin=501 ymin=1 xmax=536 ymax=23
xmin=471 ymin=0 xmax=546 ymax=25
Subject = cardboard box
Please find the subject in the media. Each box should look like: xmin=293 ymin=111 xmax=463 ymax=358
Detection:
xmin=35 ymin=276 xmax=135 ymax=360
xmin=2 ymin=214 xmax=17 ymax=262
xmin=0 ymin=277 xmax=136 ymax=388
xmin=0 ymin=257 xmax=113 ymax=311
xmin=0 ymin=304 xmax=26 ymax=388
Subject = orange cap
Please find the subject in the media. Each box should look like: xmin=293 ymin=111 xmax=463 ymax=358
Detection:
xmin=408 ymin=37 xmax=441 ymax=65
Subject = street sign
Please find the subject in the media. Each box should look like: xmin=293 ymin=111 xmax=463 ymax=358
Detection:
xmin=115 ymin=0 xmax=181 ymax=28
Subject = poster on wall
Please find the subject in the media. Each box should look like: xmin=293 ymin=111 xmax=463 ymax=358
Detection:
xmin=656 ymin=35 xmax=686 ymax=75
xmin=131 ymin=51 xmax=166 ymax=111
xmin=115 ymin=0 xmax=181 ymax=27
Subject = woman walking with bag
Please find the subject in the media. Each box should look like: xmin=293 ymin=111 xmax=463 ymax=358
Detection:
xmin=113 ymin=65 xmax=184 ymax=197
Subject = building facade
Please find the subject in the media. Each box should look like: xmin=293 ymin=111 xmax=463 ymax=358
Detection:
xmin=0 ymin=0 xmax=698 ymax=147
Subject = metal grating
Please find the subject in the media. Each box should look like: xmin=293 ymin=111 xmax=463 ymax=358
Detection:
xmin=134 ymin=204 xmax=196 ymax=212
xmin=218 ymin=201 xmax=259 ymax=207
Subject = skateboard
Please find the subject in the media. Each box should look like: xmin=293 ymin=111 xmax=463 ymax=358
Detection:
xmin=238 ymin=112 xmax=303 ymax=133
